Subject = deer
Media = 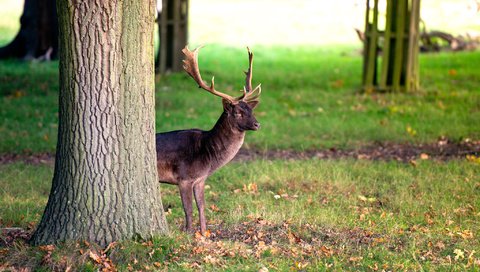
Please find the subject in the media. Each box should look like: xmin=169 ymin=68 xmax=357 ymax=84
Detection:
xmin=156 ymin=45 xmax=262 ymax=235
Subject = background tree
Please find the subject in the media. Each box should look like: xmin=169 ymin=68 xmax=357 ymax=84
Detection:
xmin=30 ymin=0 xmax=168 ymax=246
xmin=0 ymin=0 xmax=58 ymax=60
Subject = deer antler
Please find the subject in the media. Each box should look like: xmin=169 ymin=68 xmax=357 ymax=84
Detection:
xmin=242 ymin=47 xmax=261 ymax=102
xmin=182 ymin=45 xmax=261 ymax=103
xmin=182 ymin=46 xmax=238 ymax=103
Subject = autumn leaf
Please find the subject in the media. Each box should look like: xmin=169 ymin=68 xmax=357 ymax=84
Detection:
xmin=466 ymin=155 xmax=480 ymax=164
xmin=12 ymin=90 xmax=25 ymax=98
xmin=89 ymin=251 xmax=103 ymax=264
xmin=420 ymin=153 xmax=429 ymax=160
xmin=242 ymin=183 xmax=258 ymax=194
xmin=458 ymin=229 xmax=474 ymax=239
xmin=204 ymin=229 xmax=212 ymax=238
xmin=104 ymin=241 xmax=117 ymax=253
xmin=406 ymin=125 xmax=417 ymax=136
xmin=454 ymin=249 xmax=464 ymax=260
xmin=331 ymin=79 xmax=344 ymax=88
xmin=209 ymin=204 xmax=220 ymax=212
xmin=295 ymin=261 xmax=309 ymax=269
xmin=39 ymin=244 xmax=55 ymax=251
xmin=320 ymin=245 xmax=333 ymax=256
xmin=349 ymin=256 xmax=363 ymax=262
xmin=204 ymin=254 xmax=221 ymax=265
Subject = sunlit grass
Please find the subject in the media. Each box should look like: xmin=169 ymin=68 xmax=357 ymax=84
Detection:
xmin=1 ymin=159 xmax=479 ymax=270
xmin=1 ymin=46 xmax=479 ymax=153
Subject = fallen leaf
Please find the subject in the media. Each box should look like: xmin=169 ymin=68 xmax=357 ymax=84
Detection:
xmin=466 ymin=155 xmax=480 ymax=164
xmin=89 ymin=251 xmax=102 ymax=264
xmin=12 ymin=90 xmax=25 ymax=98
xmin=406 ymin=125 xmax=417 ymax=136
xmin=320 ymin=245 xmax=333 ymax=256
xmin=39 ymin=244 xmax=55 ymax=251
xmin=209 ymin=204 xmax=220 ymax=212
xmin=454 ymin=249 xmax=464 ymax=260
xmin=331 ymin=79 xmax=344 ymax=88
xmin=295 ymin=261 xmax=309 ymax=269
xmin=436 ymin=241 xmax=446 ymax=250
xmin=204 ymin=255 xmax=220 ymax=265
xmin=349 ymin=256 xmax=363 ymax=262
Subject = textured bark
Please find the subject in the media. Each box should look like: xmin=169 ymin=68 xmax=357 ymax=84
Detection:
xmin=30 ymin=0 xmax=168 ymax=246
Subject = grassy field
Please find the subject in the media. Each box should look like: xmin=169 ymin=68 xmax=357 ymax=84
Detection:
xmin=1 ymin=159 xmax=479 ymax=270
xmin=1 ymin=46 xmax=480 ymax=153
xmin=1 ymin=0 xmax=480 ymax=271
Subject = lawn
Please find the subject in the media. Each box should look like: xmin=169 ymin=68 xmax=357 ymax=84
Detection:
xmin=1 ymin=0 xmax=480 ymax=271
xmin=1 ymin=159 xmax=479 ymax=270
xmin=1 ymin=46 xmax=480 ymax=153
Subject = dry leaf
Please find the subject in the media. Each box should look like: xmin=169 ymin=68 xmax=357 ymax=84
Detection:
xmin=349 ymin=256 xmax=363 ymax=262
xmin=39 ymin=244 xmax=55 ymax=251
xmin=209 ymin=204 xmax=220 ymax=212
xmin=89 ymin=251 xmax=102 ymax=264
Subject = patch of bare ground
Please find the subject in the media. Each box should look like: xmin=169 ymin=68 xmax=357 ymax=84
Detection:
xmin=0 ymin=228 xmax=31 ymax=247
xmin=0 ymin=138 xmax=479 ymax=165
xmin=0 ymin=152 xmax=54 ymax=165
xmin=236 ymin=138 xmax=480 ymax=163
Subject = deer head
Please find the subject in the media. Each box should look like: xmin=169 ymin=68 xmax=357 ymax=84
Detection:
xmin=182 ymin=46 xmax=262 ymax=132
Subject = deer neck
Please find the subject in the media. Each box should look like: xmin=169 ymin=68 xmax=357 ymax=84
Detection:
xmin=204 ymin=112 xmax=245 ymax=169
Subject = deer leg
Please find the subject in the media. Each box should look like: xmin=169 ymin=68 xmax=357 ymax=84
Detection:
xmin=193 ymin=178 xmax=207 ymax=235
xmin=178 ymin=181 xmax=194 ymax=232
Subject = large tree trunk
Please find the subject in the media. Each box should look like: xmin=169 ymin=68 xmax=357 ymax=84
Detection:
xmin=0 ymin=0 xmax=58 ymax=60
xmin=30 ymin=0 xmax=168 ymax=246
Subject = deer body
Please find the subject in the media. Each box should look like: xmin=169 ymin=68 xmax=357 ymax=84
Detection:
xmin=156 ymin=46 xmax=261 ymax=234
xmin=156 ymin=114 xmax=246 ymax=185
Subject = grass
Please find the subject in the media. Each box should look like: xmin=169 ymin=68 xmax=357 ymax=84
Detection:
xmin=1 ymin=45 xmax=480 ymax=153
xmin=1 ymin=159 xmax=479 ymax=270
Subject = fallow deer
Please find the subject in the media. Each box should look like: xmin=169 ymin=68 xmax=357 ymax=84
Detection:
xmin=156 ymin=46 xmax=261 ymax=235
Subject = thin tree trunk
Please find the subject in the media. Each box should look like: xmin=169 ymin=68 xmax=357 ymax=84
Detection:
xmin=30 ymin=0 xmax=168 ymax=246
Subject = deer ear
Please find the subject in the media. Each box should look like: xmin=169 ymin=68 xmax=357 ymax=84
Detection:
xmin=222 ymin=99 xmax=233 ymax=112
xmin=247 ymin=100 xmax=259 ymax=109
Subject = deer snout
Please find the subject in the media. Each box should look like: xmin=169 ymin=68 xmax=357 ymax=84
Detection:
xmin=252 ymin=121 xmax=261 ymax=130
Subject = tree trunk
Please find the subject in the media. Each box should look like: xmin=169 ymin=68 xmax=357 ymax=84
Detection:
xmin=30 ymin=0 xmax=168 ymax=246
xmin=0 ymin=0 xmax=58 ymax=60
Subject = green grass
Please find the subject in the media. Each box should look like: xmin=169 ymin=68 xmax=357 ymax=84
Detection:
xmin=1 ymin=159 xmax=479 ymax=270
xmin=1 ymin=46 xmax=480 ymax=153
